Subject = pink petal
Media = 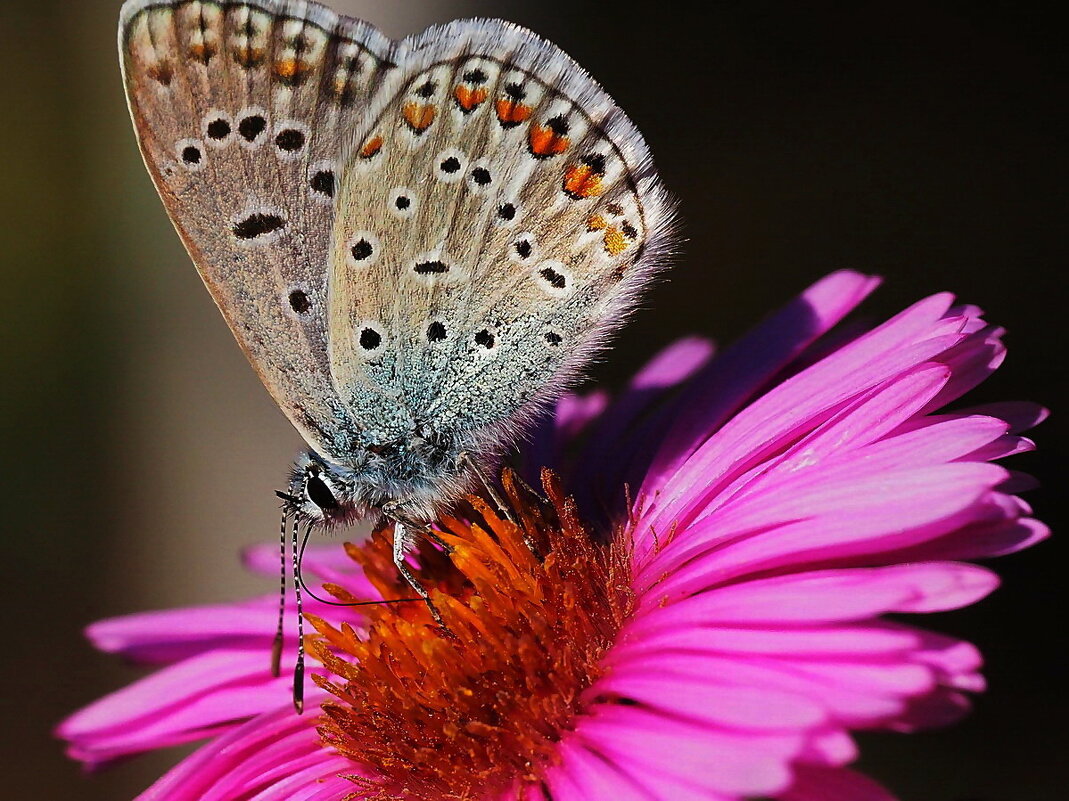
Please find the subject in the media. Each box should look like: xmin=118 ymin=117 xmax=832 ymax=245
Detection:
xmin=639 ymin=464 xmax=1006 ymax=593
xmin=84 ymin=599 xmax=278 ymax=663
xmin=576 ymin=705 xmax=799 ymax=796
xmin=644 ymin=327 xmax=971 ymax=536
xmin=778 ymin=765 xmax=898 ymax=801
xmin=85 ymin=587 xmax=370 ymax=665
xmin=133 ymin=706 xmax=343 ymax=801
xmin=574 ymin=338 xmax=715 ymax=503
xmin=633 ymin=563 xmax=999 ymax=631
xmin=962 ymin=433 xmax=1035 ymax=461
xmin=603 ymin=653 xmax=908 ymax=724
xmin=796 ymin=729 xmax=858 ymax=766
xmin=593 ymin=671 xmax=826 ymax=730
xmin=607 ymin=654 xmax=934 ymax=700
xmin=888 ymin=688 xmax=974 ymax=731
xmin=547 ymin=739 xmax=654 ymax=801
xmin=957 ymin=401 xmax=1049 ymax=433
xmin=896 ymin=516 xmax=1049 ymax=561
xmin=921 ymin=326 xmax=1006 ymax=412
xmin=755 ymin=365 xmax=952 ymax=477
xmin=611 ymin=623 xmax=919 ymax=660
xmin=58 ymin=650 xmax=311 ymax=764
xmin=243 ymin=543 xmax=381 ymax=599
xmin=642 ymin=271 xmax=882 ymax=500
xmin=557 ymin=391 xmax=611 ymax=439
xmin=233 ymin=754 xmax=356 ymax=801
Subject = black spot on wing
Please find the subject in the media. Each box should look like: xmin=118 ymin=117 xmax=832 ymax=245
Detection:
xmin=310 ymin=170 xmax=334 ymax=197
xmin=427 ymin=321 xmax=446 ymax=341
xmin=238 ymin=115 xmax=267 ymax=142
xmin=539 ymin=266 xmax=567 ymax=289
xmin=289 ymin=290 xmax=311 ymax=313
xmin=233 ymin=213 xmax=284 ymax=240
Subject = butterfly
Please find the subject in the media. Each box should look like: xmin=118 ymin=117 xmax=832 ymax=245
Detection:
xmin=118 ymin=0 xmax=674 ymax=707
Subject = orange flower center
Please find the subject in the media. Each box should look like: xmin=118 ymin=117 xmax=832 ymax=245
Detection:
xmin=306 ymin=471 xmax=634 ymax=800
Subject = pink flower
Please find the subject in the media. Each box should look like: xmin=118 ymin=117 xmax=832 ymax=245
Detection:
xmin=59 ymin=271 xmax=1047 ymax=800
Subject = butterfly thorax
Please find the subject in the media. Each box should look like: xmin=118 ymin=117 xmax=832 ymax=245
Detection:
xmin=286 ymin=432 xmax=476 ymax=526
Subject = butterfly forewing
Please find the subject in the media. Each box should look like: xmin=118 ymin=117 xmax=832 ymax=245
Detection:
xmin=120 ymin=3 xmax=674 ymax=501
xmin=329 ymin=20 xmax=674 ymax=450
xmin=119 ymin=0 xmax=395 ymax=460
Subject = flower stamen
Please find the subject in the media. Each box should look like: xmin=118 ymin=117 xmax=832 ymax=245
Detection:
xmin=306 ymin=470 xmax=634 ymax=800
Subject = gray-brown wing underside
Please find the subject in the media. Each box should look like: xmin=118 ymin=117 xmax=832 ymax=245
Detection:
xmin=119 ymin=0 xmax=395 ymax=460
xmin=328 ymin=20 xmax=675 ymax=453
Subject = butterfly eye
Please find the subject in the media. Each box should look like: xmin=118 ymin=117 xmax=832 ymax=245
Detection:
xmin=305 ymin=473 xmax=338 ymax=510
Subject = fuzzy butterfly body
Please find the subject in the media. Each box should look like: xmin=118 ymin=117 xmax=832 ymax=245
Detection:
xmin=119 ymin=0 xmax=673 ymax=525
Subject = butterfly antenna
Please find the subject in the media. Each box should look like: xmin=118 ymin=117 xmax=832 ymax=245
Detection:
xmin=291 ymin=519 xmax=306 ymax=714
xmin=268 ymin=498 xmax=440 ymax=716
xmin=271 ymin=507 xmax=288 ymax=679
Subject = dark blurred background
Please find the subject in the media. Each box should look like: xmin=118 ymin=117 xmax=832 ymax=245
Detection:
xmin=2 ymin=1 xmax=1065 ymax=798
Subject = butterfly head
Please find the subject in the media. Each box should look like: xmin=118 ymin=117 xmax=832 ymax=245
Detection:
xmin=281 ymin=453 xmax=366 ymax=527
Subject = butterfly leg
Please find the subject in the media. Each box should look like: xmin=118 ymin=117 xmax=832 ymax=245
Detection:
xmin=457 ymin=451 xmax=549 ymax=559
xmin=389 ymin=517 xmax=447 ymax=630
xmin=403 ymin=519 xmax=454 ymax=555
xmin=457 ymin=450 xmax=515 ymax=523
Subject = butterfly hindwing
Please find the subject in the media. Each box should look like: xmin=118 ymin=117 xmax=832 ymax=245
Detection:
xmin=119 ymin=0 xmax=395 ymax=459
xmin=328 ymin=19 xmax=674 ymax=452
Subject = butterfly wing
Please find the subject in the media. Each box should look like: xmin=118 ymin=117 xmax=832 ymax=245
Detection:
xmin=118 ymin=0 xmax=395 ymax=460
xmin=328 ymin=19 xmax=675 ymax=455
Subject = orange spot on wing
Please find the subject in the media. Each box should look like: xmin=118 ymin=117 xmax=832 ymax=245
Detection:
xmin=403 ymin=102 xmax=436 ymax=133
xmin=359 ymin=136 xmax=383 ymax=159
xmin=454 ymin=85 xmax=489 ymax=112
xmin=146 ymin=61 xmax=174 ymax=86
xmin=603 ymin=226 xmax=629 ymax=256
xmin=586 ymin=214 xmax=608 ymax=231
xmin=232 ymin=46 xmax=266 ymax=68
xmin=563 ymin=164 xmax=603 ymax=199
xmin=495 ymin=99 xmax=532 ymax=127
xmin=333 ymin=76 xmax=351 ymax=100
xmin=273 ymin=58 xmax=313 ymax=85
xmin=528 ymin=125 xmax=569 ymax=159
xmin=188 ymin=42 xmax=217 ymax=63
